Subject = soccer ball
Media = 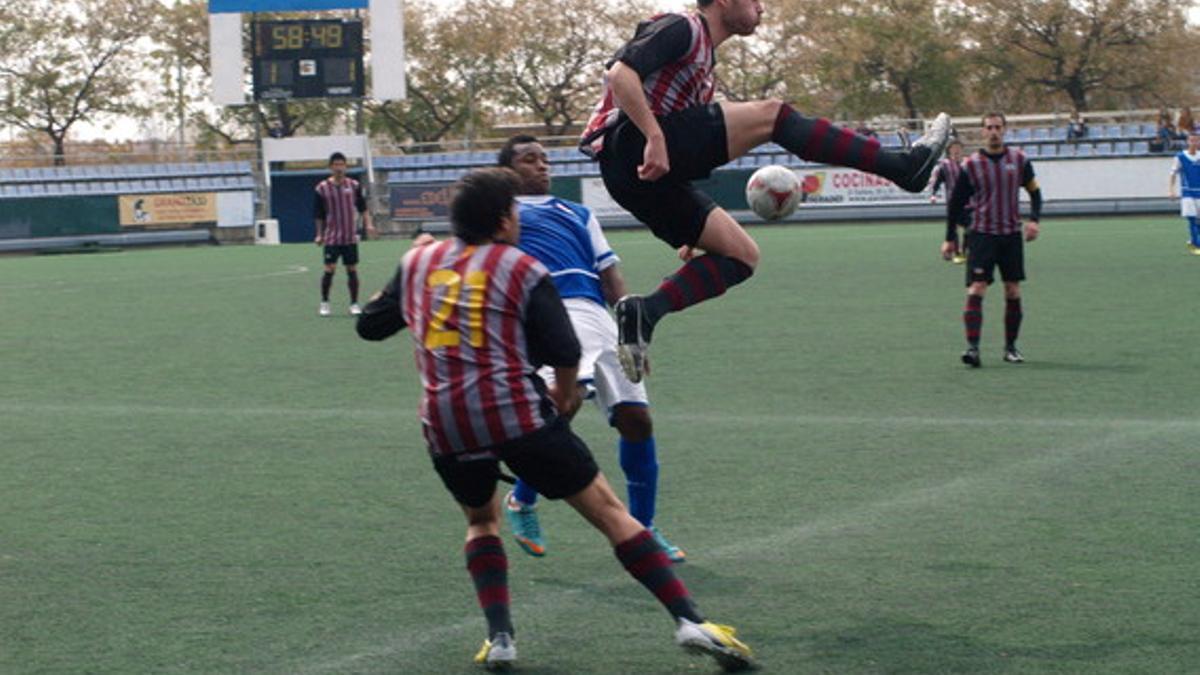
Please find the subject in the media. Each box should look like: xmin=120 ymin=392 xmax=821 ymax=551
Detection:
xmin=745 ymin=165 xmax=803 ymax=221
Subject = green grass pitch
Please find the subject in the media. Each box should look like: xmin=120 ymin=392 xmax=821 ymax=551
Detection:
xmin=2 ymin=215 xmax=1198 ymax=674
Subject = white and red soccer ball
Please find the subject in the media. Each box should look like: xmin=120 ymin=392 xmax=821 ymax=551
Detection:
xmin=745 ymin=165 xmax=803 ymax=221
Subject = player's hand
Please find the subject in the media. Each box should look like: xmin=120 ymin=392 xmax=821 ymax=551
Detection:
xmin=1025 ymin=220 xmax=1040 ymax=242
xmin=1169 ymin=191 xmax=1178 ymax=200
xmin=411 ymin=233 xmax=437 ymax=248
xmin=677 ymin=245 xmax=698 ymax=261
xmin=549 ymin=382 xmax=582 ymax=419
xmin=638 ymin=134 xmax=670 ymax=182
xmin=929 ymin=195 xmax=939 ymax=204
xmin=940 ymin=241 xmax=957 ymax=260
xmin=314 ymin=235 xmax=324 ymax=245
xmin=365 ymin=224 xmax=378 ymax=240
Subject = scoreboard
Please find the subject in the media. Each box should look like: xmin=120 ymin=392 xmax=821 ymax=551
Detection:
xmin=252 ymin=19 xmax=364 ymax=101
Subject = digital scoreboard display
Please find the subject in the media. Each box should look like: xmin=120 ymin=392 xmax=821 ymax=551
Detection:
xmin=252 ymin=19 xmax=364 ymax=101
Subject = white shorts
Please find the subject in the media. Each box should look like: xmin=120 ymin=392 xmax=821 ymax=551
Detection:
xmin=539 ymin=297 xmax=649 ymax=417
xmin=1181 ymin=197 xmax=1197 ymax=218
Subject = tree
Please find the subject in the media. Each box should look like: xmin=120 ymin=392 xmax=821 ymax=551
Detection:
xmin=805 ymin=0 xmax=967 ymax=122
xmin=962 ymin=0 xmax=1194 ymax=112
xmin=478 ymin=0 xmax=654 ymax=136
xmin=0 ymin=0 xmax=153 ymax=164
xmin=366 ymin=3 xmax=491 ymax=146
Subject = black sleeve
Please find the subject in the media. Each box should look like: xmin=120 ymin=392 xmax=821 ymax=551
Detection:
xmin=610 ymin=14 xmax=693 ymax=80
xmin=313 ymin=190 xmax=326 ymax=220
xmin=355 ymin=183 xmax=367 ymax=213
xmin=523 ymin=277 xmax=581 ymax=369
xmin=1023 ymin=161 xmax=1042 ymax=221
xmin=356 ymin=266 xmax=407 ymax=341
xmin=947 ymin=170 xmax=974 ymax=241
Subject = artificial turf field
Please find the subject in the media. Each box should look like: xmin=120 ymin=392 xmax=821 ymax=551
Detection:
xmin=2 ymin=215 xmax=1198 ymax=674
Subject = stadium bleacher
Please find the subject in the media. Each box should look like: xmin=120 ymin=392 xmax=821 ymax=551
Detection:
xmin=376 ymin=120 xmax=1171 ymax=184
xmin=0 ymin=161 xmax=255 ymax=199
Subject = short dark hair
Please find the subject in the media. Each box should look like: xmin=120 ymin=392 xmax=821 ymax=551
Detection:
xmin=948 ymin=139 xmax=963 ymax=148
xmin=450 ymin=168 xmax=520 ymax=244
xmin=497 ymin=134 xmax=540 ymax=168
xmin=697 ymin=0 xmax=715 ymax=6
xmin=982 ymin=112 xmax=1007 ymax=127
xmin=329 ymin=152 xmax=347 ymax=165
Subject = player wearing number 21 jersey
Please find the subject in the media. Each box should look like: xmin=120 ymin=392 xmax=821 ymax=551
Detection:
xmin=355 ymin=167 xmax=754 ymax=672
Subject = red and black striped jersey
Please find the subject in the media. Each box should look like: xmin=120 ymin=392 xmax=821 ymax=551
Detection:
xmin=931 ymin=158 xmax=963 ymax=200
xmin=957 ymin=147 xmax=1036 ymax=235
xmin=580 ymin=13 xmax=715 ymax=156
xmin=357 ymin=238 xmax=581 ymax=458
xmin=314 ymin=177 xmax=366 ymax=245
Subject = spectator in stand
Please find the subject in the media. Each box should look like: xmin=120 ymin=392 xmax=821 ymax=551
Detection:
xmin=1151 ymin=114 xmax=1177 ymax=153
xmin=1066 ymin=111 xmax=1088 ymax=142
xmin=1177 ymin=106 xmax=1196 ymax=136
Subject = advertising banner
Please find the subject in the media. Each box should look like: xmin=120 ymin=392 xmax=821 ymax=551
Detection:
xmin=389 ymin=183 xmax=452 ymax=220
xmin=119 ymin=193 xmax=218 ymax=228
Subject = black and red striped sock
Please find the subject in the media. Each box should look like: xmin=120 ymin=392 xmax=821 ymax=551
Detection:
xmin=465 ymin=535 xmax=513 ymax=639
xmin=1005 ymin=297 xmax=1022 ymax=347
xmin=614 ymin=529 xmax=703 ymax=623
xmin=320 ymin=272 xmax=333 ymax=302
xmin=964 ymin=294 xmax=983 ymax=347
xmin=771 ymin=103 xmax=909 ymax=182
xmin=347 ymin=271 xmax=360 ymax=302
xmin=643 ymin=254 xmax=753 ymax=327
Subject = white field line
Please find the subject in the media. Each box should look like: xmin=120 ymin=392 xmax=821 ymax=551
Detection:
xmin=0 ymin=264 xmax=309 ymax=293
xmin=288 ymin=423 xmax=1176 ymax=674
xmin=1 ymin=401 xmax=1196 ymax=433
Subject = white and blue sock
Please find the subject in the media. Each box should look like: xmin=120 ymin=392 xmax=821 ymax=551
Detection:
xmin=619 ymin=437 xmax=659 ymax=527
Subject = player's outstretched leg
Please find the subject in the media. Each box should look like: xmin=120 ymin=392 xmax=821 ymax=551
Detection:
xmin=770 ymin=104 xmax=952 ymax=193
xmin=615 ymin=212 xmax=759 ymax=382
xmin=565 ymin=473 xmax=755 ymax=671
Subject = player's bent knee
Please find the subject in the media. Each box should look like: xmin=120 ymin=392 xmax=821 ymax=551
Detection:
xmin=614 ymin=405 xmax=653 ymax=441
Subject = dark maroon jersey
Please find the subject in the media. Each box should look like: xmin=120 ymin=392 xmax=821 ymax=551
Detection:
xmin=314 ymin=177 xmax=365 ymax=245
xmin=961 ymin=148 xmax=1034 ymax=235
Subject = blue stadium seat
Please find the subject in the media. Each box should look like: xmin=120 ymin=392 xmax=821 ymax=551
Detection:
xmin=1112 ymin=141 xmax=1131 ymax=155
xmin=1023 ymin=144 xmax=1040 ymax=157
xmin=1033 ymin=127 xmax=1050 ymax=141
xmin=1050 ymin=126 xmax=1068 ymax=141
xmin=1075 ymin=143 xmax=1094 ymax=157
xmin=1140 ymin=123 xmax=1157 ymax=137
xmin=1094 ymin=142 xmax=1113 ymax=155
xmin=1011 ymin=127 xmax=1032 ymax=142
xmin=1042 ymin=144 xmax=1059 ymax=157
xmin=1104 ymin=124 xmax=1122 ymax=139
xmin=1132 ymin=140 xmax=1150 ymax=154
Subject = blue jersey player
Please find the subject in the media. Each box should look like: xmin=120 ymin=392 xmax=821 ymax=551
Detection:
xmin=1169 ymin=129 xmax=1200 ymax=255
xmin=498 ymin=135 xmax=685 ymax=563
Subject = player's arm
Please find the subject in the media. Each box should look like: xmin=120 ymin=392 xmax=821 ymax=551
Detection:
xmin=356 ymin=266 xmax=407 ymax=341
xmin=1169 ymin=158 xmax=1180 ymax=199
xmin=928 ymin=166 xmax=944 ymax=202
xmin=524 ymin=277 xmax=583 ymax=417
xmin=584 ymin=210 xmax=626 ymax=305
xmin=606 ymin=16 xmax=692 ymax=181
xmin=943 ymin=172 xmax=973 ymax=257
xmin=1023 ymin=162 xmax=1042 ymax=242
xmin=355 ymin=183 xmax=376 ymax=237
xmin=313 ymin=191 xmax=327 ymax=244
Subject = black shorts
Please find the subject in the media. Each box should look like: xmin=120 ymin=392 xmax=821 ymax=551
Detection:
xmin=432 ymin=416 xmax=600 ymax=508
xmin=323 ymin=244 xmax=359 ymax=266
xmin=966 ymin=232 xmax=1025 ymax=286
xmin=598 ymin=104 xmax=730 ymax=249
